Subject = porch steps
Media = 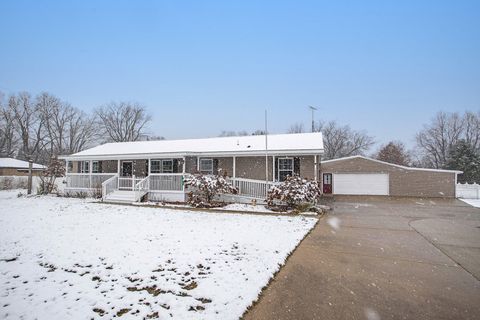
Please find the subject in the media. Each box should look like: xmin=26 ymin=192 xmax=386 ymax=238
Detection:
xmin=104 ymin=190 xmax=136 ymax=203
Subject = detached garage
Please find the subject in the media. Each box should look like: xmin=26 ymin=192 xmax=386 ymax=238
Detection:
xmin=320 ymin=156 xmax=461 ymax=198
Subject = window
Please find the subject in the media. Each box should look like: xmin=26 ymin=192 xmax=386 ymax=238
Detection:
xmin=80 ymin=161 xmax=89 ymax=173
xmin=92 ymin=161 xmax=100 ymax=173
xmin=278 ymin=158 xmax=294 ymax=181
xmin=162 ymin=160 xmax=173 ymax=173
xmin=151 ymin=160 xmax=161 ymax=173
xmin=199 ymin=158 xmax=213 ymax=174
xmin=151 ymin=159 xmax=174 ymax=173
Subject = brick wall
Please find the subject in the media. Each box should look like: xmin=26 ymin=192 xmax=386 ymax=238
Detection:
xmin=321 ymin=157 xmax=456 ymax=198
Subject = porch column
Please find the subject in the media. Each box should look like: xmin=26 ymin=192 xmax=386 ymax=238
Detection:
xmin=232 ymin=156 xmax=236 ymax=178
xmin=182 ymin=157 xmax=186 ymax=173
xmin=117 ymin=160 xmax=121 ymax=189
xmin=148 ymin=158 xmax=151 ymax=175
xmin=89 ymin=160 xmax=93 ymax=188
xmin=65 ymin=160 xmax=69 ymax=174
xmin=314 ymin=155 xmax=318 ymax=181
xmin=197 ymin=156 xmax=200 ymax=172
xmin=272 ymin=155 xmax=275 ymax=182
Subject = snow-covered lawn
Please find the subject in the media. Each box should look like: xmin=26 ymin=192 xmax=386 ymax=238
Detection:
xmin=0 ymin=191 xmax=316 ymax=319
xmin=460 ymin=198 xmax=480 ymax=208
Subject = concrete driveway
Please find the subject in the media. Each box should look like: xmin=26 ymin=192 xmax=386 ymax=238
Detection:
xmin=244 ymin=197 xmax=480 ymax=320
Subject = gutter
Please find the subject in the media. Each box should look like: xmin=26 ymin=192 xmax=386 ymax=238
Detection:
xmin=58 ymin=149 xmax=325 ymax=161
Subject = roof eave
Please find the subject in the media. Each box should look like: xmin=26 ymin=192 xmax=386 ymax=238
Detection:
xmin=59 ymin=149 xmax=324 ymax=161
xmin=321 ymin=155 xmax=463 ymax=174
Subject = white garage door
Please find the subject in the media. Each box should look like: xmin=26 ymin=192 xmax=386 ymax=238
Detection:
xmin=333 ymin=173 xmax=389 ymax=195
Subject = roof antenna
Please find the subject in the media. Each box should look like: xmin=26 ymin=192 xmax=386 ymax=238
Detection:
xmin=309 ymin=105 xmax=318 ymax=132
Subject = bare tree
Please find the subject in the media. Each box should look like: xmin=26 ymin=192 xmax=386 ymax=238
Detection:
xmin=464 ymin=111 xmax=480 ymax=152
xmin=251 ymin=130 xmax=266 ymax=135
xmin=0 ymin=93 xmax=18 ymax=157
xmin=37 ymin=92 xmax=98 ymax=156
xmin=96 ymin=102 xmax=151 ymax=142
xmin=287 ymin=123 xmax=305 ymax=134
xmin=9 ymin=92 xmax=46 ymax=162
xmin=139 ymin=134 xmax=165 ymax=141
xmin=375 ymin=141 xmax=411 ymax=166
xmin=66 ymin=110 xmax=98 ymax=154
xmin=219 ymin=130 xmax=238 ymax=137
xmin=37 ymin=92 xmax=68 ymax=156
xmin=415 ymin=112 xmax=465 ymax=168
xmin=219 ymin=130 xmax=249 ymax=137
xmin=316 ymin=121 xmax=375 ymax=160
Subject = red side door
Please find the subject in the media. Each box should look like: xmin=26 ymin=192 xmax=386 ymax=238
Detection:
xmin=323 ymin=173 xmax=332 ymax=194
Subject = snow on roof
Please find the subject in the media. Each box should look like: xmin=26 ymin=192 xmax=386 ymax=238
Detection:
xmin=0 ymin=158 xmax=46 ymax=170
xmin=62 ymin=132 xmax=324 ymax=159
xmin=321 ymin=155 xmax=463 ymax=174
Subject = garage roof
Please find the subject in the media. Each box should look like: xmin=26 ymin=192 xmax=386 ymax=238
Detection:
xmin=322 ymin=155 xmax=463 ymax=174
xmin=0 ymin=158 xmax=46 ymax=170
xmin=60 ymin=132 xmax=324 ymax=160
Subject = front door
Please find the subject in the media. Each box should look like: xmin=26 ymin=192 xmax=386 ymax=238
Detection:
xmin=323 ymin=173 xmax=332 ymax=194
xmin=122 ymin=161 xmax=133 ymax=177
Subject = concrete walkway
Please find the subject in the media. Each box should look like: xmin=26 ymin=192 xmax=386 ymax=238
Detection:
xmin=244 ymin=197 xmax=480 ymax=320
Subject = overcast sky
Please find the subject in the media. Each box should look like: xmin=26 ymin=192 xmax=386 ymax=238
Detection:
xmin=1 ymin=0 xmax=479 ymax=148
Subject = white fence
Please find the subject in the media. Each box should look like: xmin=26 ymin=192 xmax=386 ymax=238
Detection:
xmin=457 ymin=183 xmax=480 ymax=199
xmin=0 ymin=175 xmax=66 ymax=194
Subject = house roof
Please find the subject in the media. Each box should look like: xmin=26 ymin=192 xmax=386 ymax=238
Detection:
xmin=60 ymin=132 xmax=324 ymax=160
xmin=321 ymin=155 xmax=463 ymax=174
xmin=0 ymin=158 xmax=46 ymax=170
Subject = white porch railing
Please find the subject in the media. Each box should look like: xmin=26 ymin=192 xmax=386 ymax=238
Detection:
xmin=118 ymin=176 xmax=146 ymax=190
xmin=149 ymin=174 xmax=185 ymax=191
xmin=457 ymin=183 xmax=480 ymax=199
xmin=66 ymin=173 xmax=116 ymax=189
xmin=67 ymin=172 xmax=276 ymax=202
xmin=228 ymin=177 xmax=276 ymax=199
xmin=102 ymin=174 xmax=118 ymax=200
xmin=134 ymin=176 xmax=150 ymax=202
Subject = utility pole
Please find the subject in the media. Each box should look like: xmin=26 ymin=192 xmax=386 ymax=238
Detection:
xmin=309 ymin=105 xmax=317 ymax=132
xmin=264 ymin=109 xmax=268 ymax=184
xmin=27 ymin=158 xmax=33 ymax=194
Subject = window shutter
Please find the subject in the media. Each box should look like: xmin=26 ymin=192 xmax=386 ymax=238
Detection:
xmin=294 ymin=157 xmax=300 ymax=176
xmin=274 ymin=158 xmax=279 ymax=181
xmin=173 ymin=159 xmax=179 ymax=173
xmin=213 ymin=159 xmax=219 ymax=174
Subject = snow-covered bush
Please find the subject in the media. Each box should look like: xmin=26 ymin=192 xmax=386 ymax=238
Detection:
xmin=37 ymin=158 xmax=65 ymax=195
xmin=267 ymin=175 xmax=321 ymax=209
xmin=90 ymin=183 xmax=103 ymax=199
xmin=184 ymin=174 xmax=237 ymax=207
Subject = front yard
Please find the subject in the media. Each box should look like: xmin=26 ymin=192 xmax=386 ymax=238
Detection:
xmin=0 ymin=191 xmax=316 ymax=319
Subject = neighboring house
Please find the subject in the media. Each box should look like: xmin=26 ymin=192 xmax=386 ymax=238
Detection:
xmin=320 ymin=155 xmax=462 ymax=198
xmin=59 ymin=132 xmax=324 ymax=203
xmin=0 ymin=158 xmax=46 ymax=176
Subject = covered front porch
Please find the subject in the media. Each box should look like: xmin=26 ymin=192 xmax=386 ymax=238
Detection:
xmin=63 ymin=154 xmax=321 ymax=203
